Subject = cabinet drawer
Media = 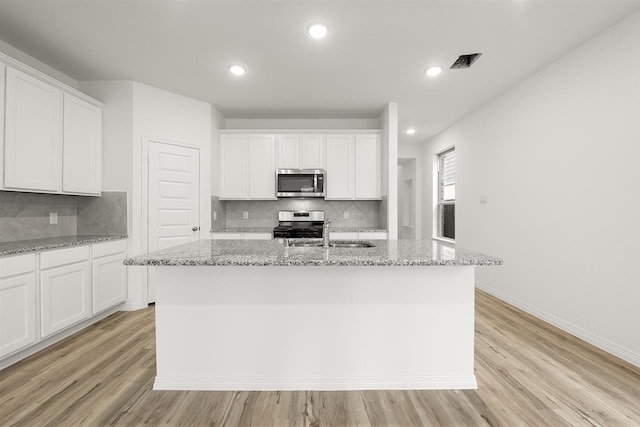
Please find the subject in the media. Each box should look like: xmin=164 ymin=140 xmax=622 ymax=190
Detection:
xmin=40 ymin=245 xmax=90 ymax=270
xmin=0 ymin=253 xmax=36 ymax=279
xmin=92 ymin=240 xmax=126 ymax=258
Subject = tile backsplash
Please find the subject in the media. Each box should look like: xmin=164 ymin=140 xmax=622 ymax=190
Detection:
xmin=0 ymin=191 xmax=127 ymax=243
xmin=222 ymin=199 xmax=380 ymax=228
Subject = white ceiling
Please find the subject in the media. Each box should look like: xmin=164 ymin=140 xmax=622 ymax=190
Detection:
xmin=0 ymin=0 xmax=638 ymax=145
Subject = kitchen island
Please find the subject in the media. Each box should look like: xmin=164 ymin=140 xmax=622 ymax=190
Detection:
xmin=124 ymin=239 xmax=501 ymax=391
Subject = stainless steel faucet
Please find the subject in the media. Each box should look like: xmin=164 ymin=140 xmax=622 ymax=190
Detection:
xmin=323 ymin=219 xmax=331 ymax=248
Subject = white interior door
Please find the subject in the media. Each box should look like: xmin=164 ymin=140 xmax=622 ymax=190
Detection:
xmin=148 ymin=141 xmax=200 ymax=302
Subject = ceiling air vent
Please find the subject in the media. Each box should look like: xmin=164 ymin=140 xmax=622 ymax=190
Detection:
xmin=450 ymin=53 xmax=482 ymax=69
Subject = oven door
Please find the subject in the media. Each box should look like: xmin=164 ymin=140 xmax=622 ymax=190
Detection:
xmin=276 ymin=170 xmax=324 ymax=198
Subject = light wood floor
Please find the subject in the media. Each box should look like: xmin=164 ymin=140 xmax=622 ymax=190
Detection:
xmin=1 ymin=290 xmax=639 ymax=426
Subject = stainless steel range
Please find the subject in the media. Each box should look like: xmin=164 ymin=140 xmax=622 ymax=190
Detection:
xmin=273 ymin=210 xmax=325 ymax=239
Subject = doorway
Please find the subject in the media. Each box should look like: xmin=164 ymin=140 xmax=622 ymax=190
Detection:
xmin=398 ymin=158 xmax=417 ymax=239
xmin=147 ymin=140 xmax=201 ymax=302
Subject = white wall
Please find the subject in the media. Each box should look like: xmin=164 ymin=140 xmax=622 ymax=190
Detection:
xmin=399 ymin=144 xmax=423 ymax=239
xmin=421 ymin=11 xmax=640 ymax=366
xmin=224 ymin=118 xmax=380 ymax=129
xmin=379 ymin=103 xmax=399 ymax=238
xmin=210 ymin=108 xmax=227 ymax=197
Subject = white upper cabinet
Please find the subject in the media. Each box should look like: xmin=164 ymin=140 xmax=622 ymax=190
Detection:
xmin=325 ymin=134 xmax=355 ymax=199
xmin=277 ymin=134 xmax=301 ymax=169
xmin=276 ymin=134 xmax=325 ymax=170
xmin=0 ymin=65 xmax=5 ymax=188
xmin=301 ymin=134 xmax=325 ymax=169
xmin=4 ymin=67 xmax=63 ymax=192
xmin=220 ymin=134 xmax=248 ymax=199
xmin=355 ymin=134 xmax=381 ymax=199
xmin=249 ymin=134 xmax=277 ymax=199
xmin=220 ymin=134 xmax=276 ymax=200
xmin=63 ymin=94 xmax=102 ymax=195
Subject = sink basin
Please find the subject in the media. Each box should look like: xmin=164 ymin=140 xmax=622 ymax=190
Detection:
xmin=329 ymin=241 xmax=376 ymax=248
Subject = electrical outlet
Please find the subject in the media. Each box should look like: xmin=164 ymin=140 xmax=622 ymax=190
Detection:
xmin=243 ymin=211 xmax=249 ymax=219
xmin=479 ymin=195 xmax=488 ymax=205
xmin=213 ymin=211 xmax=217 ymax=221
xmin=49 ymin=212 xmax=58 ymax=225
xmin=343 ymin=211 xmax=350 ymax=219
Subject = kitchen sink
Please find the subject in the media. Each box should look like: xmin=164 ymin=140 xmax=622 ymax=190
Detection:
xmin=329 ymin=241 xmax=376 ymax=248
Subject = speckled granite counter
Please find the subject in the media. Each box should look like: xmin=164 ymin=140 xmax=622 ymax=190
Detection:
xmin=210 ymin=227 xmax=273 ymax=233
xmin=124 ymin=238 xmax=501 ymax=267
xmin=0 ymin=235 xmax=128 ymax=257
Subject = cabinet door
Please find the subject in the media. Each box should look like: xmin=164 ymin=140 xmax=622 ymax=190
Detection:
xmin=249 ymin=134 xmax=277 ymax=199
xmin=63 ymin=94 xmax=102 ymax=195
xmin=0 ymin=65 xmax=5 ymax=189
xmin=325 ymin=134 xmax=354 ymax=199
xmin=301 ymin=134 xmax=325 ymax=169
xmin=277 ymin=134 xmax=300 ymax=169
xmin=40 ymin=261 xmax=91 ymax=338
xmin=0 ymin=273 xmax=36 ymax=357
xmin=92 ymin=253 xmax=126 ymax=314
xmin=4 ymin=67 xmax=63 ymax=192
xmin=355 ymin=134 xmax=381 ymax=199
xmin=220 ymin=134 xmax=248 ymax=199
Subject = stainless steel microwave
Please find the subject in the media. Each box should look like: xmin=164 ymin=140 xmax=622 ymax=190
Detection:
xmin=276 ymin=169 xmax=325 ymax=198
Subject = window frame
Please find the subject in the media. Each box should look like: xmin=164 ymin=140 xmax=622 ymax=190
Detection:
xmin=435 ymin=147 xmax=455 ymax=242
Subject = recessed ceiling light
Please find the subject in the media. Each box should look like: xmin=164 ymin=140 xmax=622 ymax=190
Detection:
xmin=307 ymin=22 xmax=329 ymax=39
xmin=406 ymin=128 xmax=416 ymax=135
xmin=229 ymin=65 xmax=246 ymax=76
xmin=425 ymin=66 xmax=442 ymax=77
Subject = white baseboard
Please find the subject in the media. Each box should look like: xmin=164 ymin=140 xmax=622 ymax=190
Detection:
xmin=0 ymin=305 xmax=122 ymax=371
xmin=153 ymin=375 xmax=478 ymax=391
xmin=120 ymin=299 xmax=148 ymax=311
xmin=476 ymin=282 xmax=640 ymax=368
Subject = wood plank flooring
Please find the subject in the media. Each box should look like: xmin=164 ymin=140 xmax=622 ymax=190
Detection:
xmin=1 ymin=290 xmax=639 ymax=426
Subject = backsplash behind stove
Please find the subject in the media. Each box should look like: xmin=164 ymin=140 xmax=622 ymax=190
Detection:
xmin=212 ymin=197 xmax=382 ymax=229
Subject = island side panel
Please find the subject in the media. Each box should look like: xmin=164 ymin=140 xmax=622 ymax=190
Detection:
xmin=153 ymin=265 xmax=476 ymax=391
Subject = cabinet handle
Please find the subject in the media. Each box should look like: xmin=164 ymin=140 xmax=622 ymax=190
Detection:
xmin=192 ymin=226 xmax=200 ymax=231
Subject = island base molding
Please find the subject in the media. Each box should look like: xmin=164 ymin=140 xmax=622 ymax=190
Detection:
xmin=153 ymin=266 xmax=477 ymax=391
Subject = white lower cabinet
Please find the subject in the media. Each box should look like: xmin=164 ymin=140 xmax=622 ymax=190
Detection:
xmin=92 ymin=241 xmax=127 ymax=314
xmin=40 ymin=255 xmax=91 ymax=338
xmin=0 ymin=254 xmax=37 ymax=358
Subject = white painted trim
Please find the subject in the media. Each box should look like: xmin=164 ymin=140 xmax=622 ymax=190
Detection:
xmin=0 ymin=305 xmax=122 ymax=371
xmin=220 ymin=129 xmax=382 ymax=134
xmin=476 ymin=282 xmax=640 ymax=368
xmin=154 ymin=375 xmax=477 ymax=391
xmin=0 ymin=51 xmax=103 ymax=107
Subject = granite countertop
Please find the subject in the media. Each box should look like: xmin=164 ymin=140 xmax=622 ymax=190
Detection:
xmin=124 ymin=239 xmax=502 ymax=267
xmin=0 ymin=235 xmax=128 ymax=257
xmin=210 ymin=227 xmax=274 ymax=233
xmin=210 ymin=227 xmax=388 ymax=233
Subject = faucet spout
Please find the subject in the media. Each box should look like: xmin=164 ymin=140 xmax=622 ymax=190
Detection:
xmin=323 ymin=219 xmax=332 ymax=249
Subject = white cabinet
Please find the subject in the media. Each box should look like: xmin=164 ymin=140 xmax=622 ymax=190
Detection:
xmin=355 ymin=134 xmax=381 ymax=199
xmin=326 ymin=133 xmax=381 ymax=200
xmin=325 ymin=134 xmax=355 ymax=199
xmin=277 ymin=134 xmax=325 ymax=169
xmin=40 ymin=247 xmax=91 ymax=338
xmin=62 ymin=94 xmax=102 ymax=195
xmin=92 ymin=241 xmax=127 ymax=314
xmin=220 ymin=134 xmax=247 ymax=199
xmin=301 ymin=134 xmax=325 ymax=169
xmin=0 ymin=254 xmax=36 ymax=358
xmin=4 ymin=67 xmax=63 ymax=192
xmin=249 ymin=134 xmax=277 ymax=199
xmin=0 ymin=65 xmax=5 ymax=188
xmin=277 ymin=134 xmax=301 ymax=169
xmin=220 ymin=134 xmax=276 ymax=200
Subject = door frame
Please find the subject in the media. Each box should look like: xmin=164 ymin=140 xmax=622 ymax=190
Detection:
xmin=141 ymin=136 xmax=204 ymax=303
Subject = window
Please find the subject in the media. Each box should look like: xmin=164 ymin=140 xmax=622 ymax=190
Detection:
xmin=437 ymin=148 xmax=455 ymax=240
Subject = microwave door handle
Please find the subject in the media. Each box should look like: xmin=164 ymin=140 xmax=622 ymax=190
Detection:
xmin=314 ymin=174 xmax=318 ymax=192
